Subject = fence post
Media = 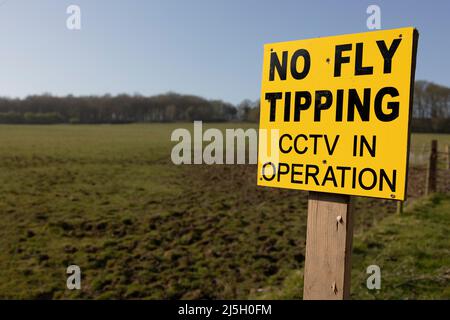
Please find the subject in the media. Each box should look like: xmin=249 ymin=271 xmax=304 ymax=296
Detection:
xmin=425 ymin=140 xmax=437 ymax=195
xmin=446 ymin=144 xmax=450 ymax=170
xmin=396 ymin=201 xmax=403 ymax=214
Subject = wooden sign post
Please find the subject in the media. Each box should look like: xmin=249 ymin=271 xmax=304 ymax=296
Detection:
xmin=303 ymin=192 xmax=354 ymax=299
xmin=257 ymin=28 xmax=418 ymax=299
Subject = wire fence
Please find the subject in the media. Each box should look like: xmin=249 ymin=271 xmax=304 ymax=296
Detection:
xmin=406 ymin=141 xmax=450 ymax=200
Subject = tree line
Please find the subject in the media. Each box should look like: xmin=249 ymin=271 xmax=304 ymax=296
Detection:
xmin=0 ymin=80 xmax=448 ymax=132
xmin=0 ymin=93 xmax=236 ymax=124
xmin=412 ymin=81 xmax=450 ymax=132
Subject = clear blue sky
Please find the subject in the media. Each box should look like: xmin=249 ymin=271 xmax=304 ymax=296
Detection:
xmin=0 ymin=0 xmax=449 ymax=104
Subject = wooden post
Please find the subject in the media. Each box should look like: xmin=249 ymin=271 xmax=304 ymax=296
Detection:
xmin=396 ymin=200 xmax=403 ymax=214
xmin=446 ymin=144 xmax=450 ymax=170
xmin=303 ymin=192 xmax=354 ymax=300
xmin=425 ymin=140 xmax=437 ymax=195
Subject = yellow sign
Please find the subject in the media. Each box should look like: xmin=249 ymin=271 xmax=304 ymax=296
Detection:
xmin=257 ymin=27 xmax=418 ymax=200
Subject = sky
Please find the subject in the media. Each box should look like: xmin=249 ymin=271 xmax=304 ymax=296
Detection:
xmin=0 ymin=0 xmax=449 ymax=104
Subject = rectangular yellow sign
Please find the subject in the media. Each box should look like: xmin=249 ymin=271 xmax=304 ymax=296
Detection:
xmin=257 ymin=27 xmax=418 ymax=200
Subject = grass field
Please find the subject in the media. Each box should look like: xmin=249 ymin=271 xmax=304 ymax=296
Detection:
xmin=0 ymin=124 xmax=449 ymax=299
xmin=254 ymin=193 xmax=450 ymax=299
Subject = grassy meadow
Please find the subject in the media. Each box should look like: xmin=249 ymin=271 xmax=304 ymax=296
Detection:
xmin=0 ymin=124 xmax=449 ymax=299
